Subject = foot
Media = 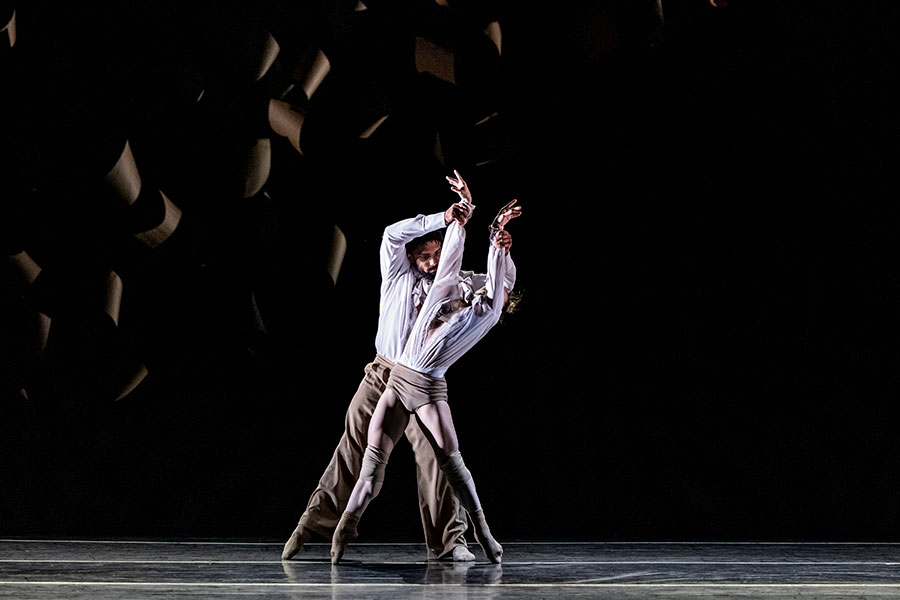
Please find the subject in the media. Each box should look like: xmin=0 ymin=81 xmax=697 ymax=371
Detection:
xmin=471 ymin=509 xmax=503 ymax=564
xmin=331 ymin=512 xmax=359 ymax=565
xmin=281 ymin=524 xmax=312 ymax=560
xmin=451 ymin=545 xmax=476 ymax=562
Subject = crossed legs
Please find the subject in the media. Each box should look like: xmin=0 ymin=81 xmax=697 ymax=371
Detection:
xmin=415 ymin=402 xmax=503 ymax=564
xmin=333 ymin=390 xmax=502 ymax=564
xmin=282 ymin=360 xmax=468 ymax=561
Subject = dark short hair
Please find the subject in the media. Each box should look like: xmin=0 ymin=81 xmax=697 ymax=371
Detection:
xmin=406 ymin=229 xmax=444 ymax=255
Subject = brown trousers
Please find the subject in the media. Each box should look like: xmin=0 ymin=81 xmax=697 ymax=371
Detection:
xmin=297 ymin=355 xmax=468 ymax=559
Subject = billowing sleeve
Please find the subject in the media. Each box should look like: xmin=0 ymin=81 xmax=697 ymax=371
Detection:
xmin=478 ymin=244 xmax=510 ymax=319
xmin=380 ymin=212 xmax=446 ymax=280
xmin=421 ymin=221 xmax=466 ymax=313
xmin=503 ymin=253 xmax=517 ymax=292
xmin=466 ymin=256 xmax=514 ymax=294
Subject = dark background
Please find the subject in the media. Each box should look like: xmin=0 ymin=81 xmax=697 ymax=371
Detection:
xmin=2 ymin=0 xmax=900 ymax=544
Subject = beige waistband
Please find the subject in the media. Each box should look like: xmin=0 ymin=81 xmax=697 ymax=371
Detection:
xmin=373 ymin=354 xmax=396 ymax=370
xmin=387 ymin=363 xmax=448 ymax=413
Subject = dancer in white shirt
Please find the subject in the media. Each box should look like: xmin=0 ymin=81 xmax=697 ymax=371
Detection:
xmin=282 ymin=171 xmax=511 ymax=562
xmin=331 ymin=186 xmax=521 ymax=565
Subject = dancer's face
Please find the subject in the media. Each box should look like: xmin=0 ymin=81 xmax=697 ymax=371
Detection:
xmin=408 ymin=241 xmax=442 ymax=278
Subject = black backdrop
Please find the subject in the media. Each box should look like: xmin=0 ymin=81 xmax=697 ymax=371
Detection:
xmin=2 ymin=0 xmax=900 ymax=543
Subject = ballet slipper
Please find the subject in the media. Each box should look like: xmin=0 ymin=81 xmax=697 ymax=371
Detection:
xmin=451 ymin=545 xmax=476 ymax=562
xmin=471 ymin=509 xmax=502 ymax=564
xmin=331 ymin=512 xmax=360 ymax=565
xmin=281 ymin=523 xmax=312 ymax=560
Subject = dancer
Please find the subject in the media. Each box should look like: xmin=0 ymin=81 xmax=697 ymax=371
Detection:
xmin=282 ymin=171 xmax=512 ymax=562
xmin=331 ymin=192 xmax=521 ymax=565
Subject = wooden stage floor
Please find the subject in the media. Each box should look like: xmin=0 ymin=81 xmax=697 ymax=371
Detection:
xmin=1 ymin=538 xmax=900 ymax=598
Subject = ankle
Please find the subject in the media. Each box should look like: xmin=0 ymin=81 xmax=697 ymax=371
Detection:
xmin=337 ymin=512 xmax=360 ymax=537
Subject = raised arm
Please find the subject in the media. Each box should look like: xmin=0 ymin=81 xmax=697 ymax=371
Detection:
xmin=426 ymin=220 xmax=467 ymax=306
xmin=502 ymin=251 xmax=517 ymax=292
xmin=380 ymin=212 xmax=447 ymax=280
xmin=481 ymin=230 xmax=513 ymax=316
xmin=482 ymin=201 xmax=522 ymax=315
xmin=430 ymin=170 xmax=479 ymax=300
xmin=446 ymin=169 xmax=474 ymax=210
xmin=488 ymin=199 xmax=521 ymax=244
xmin=468 ymin=255 xmax=516 ymax=297
xmin=380 ymin=170 xmax=474 ymax=280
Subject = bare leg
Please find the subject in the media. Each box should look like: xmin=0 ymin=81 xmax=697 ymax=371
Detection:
xmin=405 ymin=418 xmax=471 ymax=560
xmin=332 ymin=389 xmax=410 ymax=564
xmin=415 ymin=402 xmax=503 ymax=563
xmin=344 ymin=388 xmax=410 ymax=515
xmin=413 ymin=401 xmax=460 ymax=454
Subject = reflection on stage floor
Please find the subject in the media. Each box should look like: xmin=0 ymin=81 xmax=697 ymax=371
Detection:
xmin=1 ymin=538 xmax=900 ymax=598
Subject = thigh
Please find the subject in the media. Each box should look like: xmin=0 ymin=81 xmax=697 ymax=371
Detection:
xmin=368 ymin=388 xmax=410 ymax=455
xmin=414 ymin=401 xmax=460 ymax=457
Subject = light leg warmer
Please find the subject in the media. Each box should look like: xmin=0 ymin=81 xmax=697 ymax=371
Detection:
xmin=439 ymin=451 xmax=503 ymax=564
xmin=359 ymin=444 xmax=388 ymax=484
xmin=332 ymin=445 xmax=389 ymax=564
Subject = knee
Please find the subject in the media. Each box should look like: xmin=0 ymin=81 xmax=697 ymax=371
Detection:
xmin=439 ymin=450 xmax=472 ymax=486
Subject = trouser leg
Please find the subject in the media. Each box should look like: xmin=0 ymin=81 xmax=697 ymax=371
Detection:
xmin=406 ymin=416 xmax=469 ymax=559
xmin=294 ymin=362 xmax=386 ymax=539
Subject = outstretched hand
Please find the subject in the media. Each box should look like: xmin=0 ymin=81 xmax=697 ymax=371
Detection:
xmin=491 ymin=199 xmax=522 ymax=230
xmin=446 ymin=170 xmax=474 ymax=208
xmin=445 ymin=169 xmax=474 ymax=226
